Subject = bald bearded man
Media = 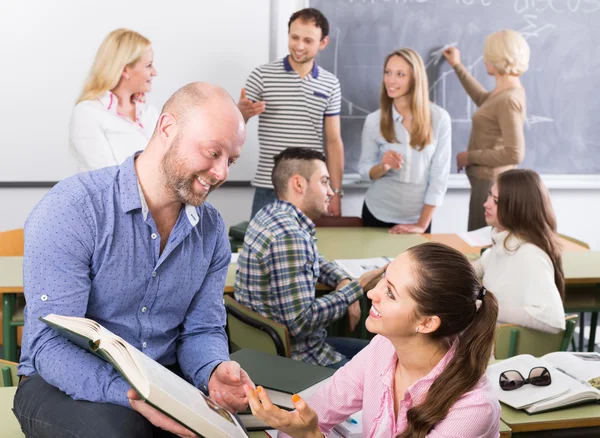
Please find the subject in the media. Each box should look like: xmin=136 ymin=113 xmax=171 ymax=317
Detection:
xmin=14 ymin=83 xmax=252 ymax=438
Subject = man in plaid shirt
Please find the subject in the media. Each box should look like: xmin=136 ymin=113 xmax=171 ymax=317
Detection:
xmin=234 ymin=148 xmax=384 ymax=368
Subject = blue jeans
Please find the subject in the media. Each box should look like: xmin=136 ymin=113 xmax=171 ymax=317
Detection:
xmin=13 ymin=374 xmax=168 ymax=438
xmin=326 ymin=336 xmax=370 ymax=370
xmin=250 ymin=187 xmax=277 ymax=219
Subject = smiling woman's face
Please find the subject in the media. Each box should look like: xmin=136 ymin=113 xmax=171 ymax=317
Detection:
xmin=365 ymin=252 xmax=420 ymax=339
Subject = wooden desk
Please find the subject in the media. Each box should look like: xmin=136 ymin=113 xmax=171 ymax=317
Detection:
xmin=0 ymin=256 xmax=23 ymax=361
xmin=226 ymin=230 xmax=595 ymax=289
xmin=0 ymin=256 xmax=23 ymax=294
xmin=425 ymin=233 xmax=589 ymax=257
xmin=501 ymin=402 xmax=600 ymax=434
xmin=500 ymin=420 xmax=512 ymax=437
xmin=315 ymin=228 xmax=428 ymax=260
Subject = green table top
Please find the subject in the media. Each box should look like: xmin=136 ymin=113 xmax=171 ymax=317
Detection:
xmin=0 ymin=256 xmax=23 ymax=292
xmin=500 ymin=402 xmax=600 ymax=433
xmin=314 ymin=228 xmax=428 ymax=260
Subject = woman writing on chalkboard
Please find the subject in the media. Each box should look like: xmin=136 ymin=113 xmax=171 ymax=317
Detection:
xmin=443 ymin=29 xmax=530 ymax=231
xmin=244 ymin=243 xmax=501 ymax=437
xmin=70 ymin=29 xmax=159 ymax=172
xmin=358 ymin=48 xmax=452 ymax=234
xmin=474 ymin=169 xmax=565 ymax=333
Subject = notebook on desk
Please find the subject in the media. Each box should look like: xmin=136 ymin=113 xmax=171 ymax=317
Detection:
xmin=334 ymin=257 xmax=391 ymax=279
xmin=487 ymin=353 xmax=600 ymax=414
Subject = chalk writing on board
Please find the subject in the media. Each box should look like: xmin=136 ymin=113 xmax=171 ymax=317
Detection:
xmin=333 ymin=6 xmax=558 ymax=126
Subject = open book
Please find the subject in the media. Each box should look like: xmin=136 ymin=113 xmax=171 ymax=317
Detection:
xmin=487 ymin=352 xmax=600 ymax=414
xmin=41 ymin=314 xmax=247 ymax=438
xmin=334 ymin=257 xmax=391 ymax=279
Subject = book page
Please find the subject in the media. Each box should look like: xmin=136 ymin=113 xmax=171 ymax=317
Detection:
xmin=334 ymin=258 xmax=390 ymax=279
xmin=486 ymin=355 xmax=570 ymax=409
xmin=543 ymin=352 xmax=600 ymax=390
xmin=42 ymin=314 xmax=102 ymax=340
xmin=124 ymin=344 xmax=245 ymax=436
xmin=458 ymin=226 xmax=493 ymax=247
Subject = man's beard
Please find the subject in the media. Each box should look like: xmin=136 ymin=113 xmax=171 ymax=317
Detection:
xmin=161 ymin=137 xmax=219 ymax=206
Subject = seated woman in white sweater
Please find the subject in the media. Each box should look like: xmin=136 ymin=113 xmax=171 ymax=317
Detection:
xmin=473 ymin=169 xmax=565 ymax=333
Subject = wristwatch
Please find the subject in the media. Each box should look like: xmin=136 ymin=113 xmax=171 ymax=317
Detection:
xmin=332 ymin=188 xmax=344 ymax=197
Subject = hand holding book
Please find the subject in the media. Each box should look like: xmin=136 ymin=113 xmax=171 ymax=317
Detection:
xmin=128 ymin=388 xmax=198 ymax=437
xmin=41 ymin=314 xmax=249 ymax=438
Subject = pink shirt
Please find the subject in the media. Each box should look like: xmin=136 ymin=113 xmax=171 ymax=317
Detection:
xmin=288 ymin=335 xmax=500 ymax=437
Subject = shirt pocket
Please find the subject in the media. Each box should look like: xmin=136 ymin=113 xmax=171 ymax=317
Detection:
xmin=308 ymin=90 xmax=329 ymax=114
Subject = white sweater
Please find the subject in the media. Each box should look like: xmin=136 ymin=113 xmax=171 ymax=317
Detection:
xmin=472 ymin=229 xmax=566 ymax=333
xmin=69 ymin=91 xmax=158 ymax=172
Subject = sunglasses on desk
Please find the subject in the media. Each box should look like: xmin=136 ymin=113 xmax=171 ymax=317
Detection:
xmin=499 ymin=367 xmax=552 ymax=391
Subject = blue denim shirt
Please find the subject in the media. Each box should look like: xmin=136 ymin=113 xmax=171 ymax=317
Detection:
xmin=18 ymin=154 xmax=231 ymax=407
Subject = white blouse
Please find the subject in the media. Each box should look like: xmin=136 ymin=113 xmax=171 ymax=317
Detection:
xmin=69 ymin=91 xmax=159 ymax=172
xmin=472 ymin=229 xmax=566 ymax=333
xmin=358 ymin=104 xmax=451 ymax=224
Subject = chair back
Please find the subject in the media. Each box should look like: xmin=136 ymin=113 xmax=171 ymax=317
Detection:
xmin=495 ymin=314 xmax=578 ymax=359
xmin=0 ymin=229 xmax=24 ymax=256
xmin=0 ymin=360 xmax=18 ymax=387
xmin=224 ymin=295 xmax=291 ymax=358
xmin=558 ymin=233 xmax=590 ymax=250
xmin=313 ymin=216 xmax=363 ymax=227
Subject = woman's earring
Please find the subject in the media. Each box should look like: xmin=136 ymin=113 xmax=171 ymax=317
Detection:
xmin=125 ymin=74 xmax=130 ymax=80
xmin=415 ymin=327 xmax=419 ymax=334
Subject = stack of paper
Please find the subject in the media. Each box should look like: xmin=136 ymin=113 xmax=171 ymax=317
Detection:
xmin=458 ymin=226 xmax=493 ymax=247
xmin=334 ymin=257 xmax=390 ymax=279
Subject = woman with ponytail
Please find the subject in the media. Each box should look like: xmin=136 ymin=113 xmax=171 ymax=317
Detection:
xmin=245 ymin=242 xmax=500 ymax=437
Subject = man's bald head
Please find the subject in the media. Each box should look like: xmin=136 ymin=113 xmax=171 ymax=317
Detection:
xmin=157 ymin=82 xmax=242 ymax=133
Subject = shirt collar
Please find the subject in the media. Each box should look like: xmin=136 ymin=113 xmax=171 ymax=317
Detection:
xmin=491 ymin=228 xmax=522 ymax=252
xmin=283 ymin=56 xmax=319 ymax=78
xmin=118 ymin=153 xmax=200 ymax=227
xmin=97 ymin=91 xmax=146 ymax=128
xmin=272 ymin=199 xmax=316 ymax=235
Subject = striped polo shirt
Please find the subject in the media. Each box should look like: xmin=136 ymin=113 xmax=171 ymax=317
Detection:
xmin=245 ymin=56 xmax=342 ymax=188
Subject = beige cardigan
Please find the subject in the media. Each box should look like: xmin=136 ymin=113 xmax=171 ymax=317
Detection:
xmin=454 ymin=63 xmax=527 ymax=181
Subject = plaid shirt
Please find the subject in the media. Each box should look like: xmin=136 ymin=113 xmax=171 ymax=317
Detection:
xmin=234 ymin=200 xmax=363 ymax=366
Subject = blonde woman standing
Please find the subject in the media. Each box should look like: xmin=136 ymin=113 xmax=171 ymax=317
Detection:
xmin=444 ymin=30 xmax=530 ymax=231
xmin=359 ymin=49 xmax=452 ymax=234
xmin=70 ymin=29 xmax=158 ymax=172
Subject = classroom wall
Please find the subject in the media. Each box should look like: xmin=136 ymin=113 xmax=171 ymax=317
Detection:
xmin=1 ymin=0 xmax=598 ymax=250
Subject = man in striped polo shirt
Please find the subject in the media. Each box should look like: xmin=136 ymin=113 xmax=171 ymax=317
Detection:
xmin=238 ymin=7 xmax=345 ymax=219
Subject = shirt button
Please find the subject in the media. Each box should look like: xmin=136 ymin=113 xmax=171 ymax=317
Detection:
xmin=40 ymin=294 xmax=48 ymax=301
xmin=141 ymin=306 xmax=147 ymax=313
xmin=151 ymin=233 xmax=157 ymax=240
xmin=152 ymin=271 xmax=157 ymax=278
xmin=142 ymin=342 xmax=147 ymax=348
